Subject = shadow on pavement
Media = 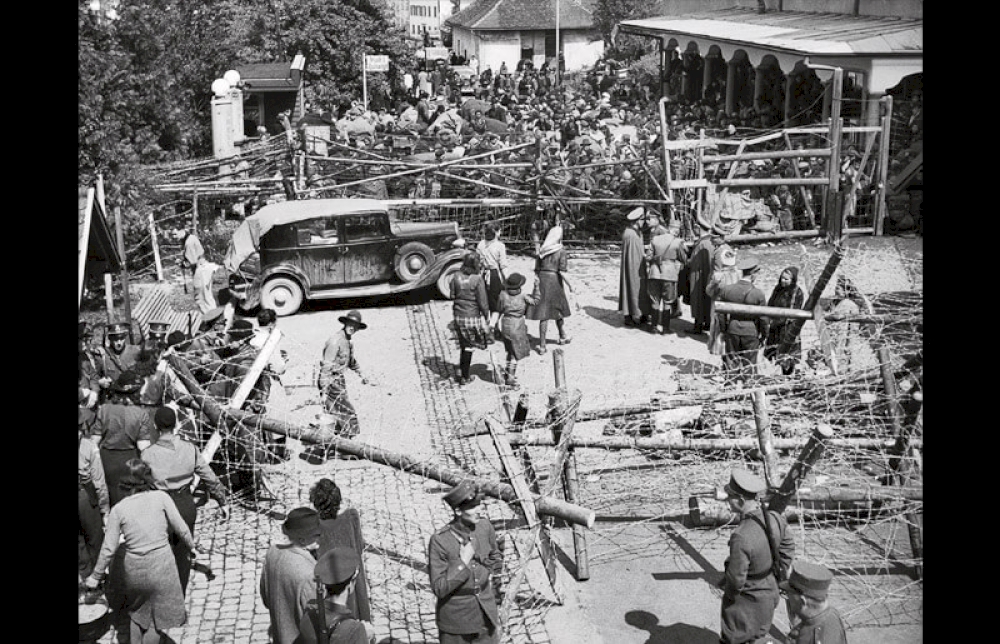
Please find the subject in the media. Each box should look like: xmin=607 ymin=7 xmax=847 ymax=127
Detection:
xmin=582 ymin=305 xmax=629 ymax=329
xmin=624 ymin=610 xmax=720 ymax=644
xmin=660 ymin=353 xmax=720 ymax=377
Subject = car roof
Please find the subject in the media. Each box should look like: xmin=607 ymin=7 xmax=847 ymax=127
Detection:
xmin=248 ymin=198 xmax=388 ymax=229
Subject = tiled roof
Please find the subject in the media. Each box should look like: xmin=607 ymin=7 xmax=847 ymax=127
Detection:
xmin=446 ymin=0 xmax=597 ymax=31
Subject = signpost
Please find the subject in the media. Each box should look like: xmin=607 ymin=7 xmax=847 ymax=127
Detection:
xmin=363 ymin=54 xmax=390 ymax=111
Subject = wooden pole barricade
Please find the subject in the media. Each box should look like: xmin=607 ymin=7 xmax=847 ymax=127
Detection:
xmin=751 ymin=391 xmax=779 ymax=489
xmin=104 ymin=273 xmax=115 ymax=325
xmin=713 ymin=301 xmax=814 ymax=320
xmin=507 ymin=435 xmax=920 ymax=451
xmin=874 ymin=95 xmax=893 ymax=236
xmin=767 ymin=424 xmax=834 ymax=515
xmin=113 ymin=204 xmax=134 ymax=344
xmin=148 ymin=211 xmax=164 ymax=282
xmin=782 ymin=241 xmax=847 ymax=351
xmin=166 ymin=354 xmax=596 ymax=527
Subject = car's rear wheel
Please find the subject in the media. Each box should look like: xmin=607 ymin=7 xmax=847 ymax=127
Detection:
xmin=436 ymin=260 xmax=463 ymax=299
xmin=260 ymin=277 xmax=304 ymax=317
xmin=395 ymin=242 xmax=435 ymax=283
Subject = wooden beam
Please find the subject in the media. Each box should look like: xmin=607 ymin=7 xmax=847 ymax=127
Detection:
xmin=768 ymin=424 xmax=834 ymax=515
xmin=719 ymin=177 xmax=828 ymax=187
xmin=703 ymin=148 xmax=833 ymax=164
xmin=751 ymin=391 xmax=779 ymax=489
xmin=508 ymin=435 xmax=921 ymax=451
xmin=713 ymin=301 xmax=814 ymax=320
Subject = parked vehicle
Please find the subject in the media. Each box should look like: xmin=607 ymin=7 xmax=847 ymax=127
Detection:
xmin=224 ymin=199 xmax=467 ymax=316
xmin=450 ymin=65 xmax=478 ymax=95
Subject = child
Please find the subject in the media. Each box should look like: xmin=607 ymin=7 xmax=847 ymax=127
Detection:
xmin=496 ymin=273 xmax=537 ymax=387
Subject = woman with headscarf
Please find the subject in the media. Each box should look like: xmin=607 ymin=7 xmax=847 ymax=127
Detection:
xmin=83 ymin=459 xmax=199 ymax=644
xmin=705 ymin=244 xmax=740 ymax=356
xmin=526 ymin=224 xmax=572 ymax=354
xmin=763 ymin=267 xmax=806 ymax=375
xmin=450 ymin=252 xmax=491 ymax=385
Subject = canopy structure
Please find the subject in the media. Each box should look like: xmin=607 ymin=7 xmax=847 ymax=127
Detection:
xmin=619 ymin=7 xmax=922 ymax=95
xmin=79 ymin=185 xmax=122 ymax=308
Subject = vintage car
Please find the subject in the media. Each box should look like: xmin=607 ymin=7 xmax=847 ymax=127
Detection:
xmin=223 ymin=199 xmax=467 ymax=316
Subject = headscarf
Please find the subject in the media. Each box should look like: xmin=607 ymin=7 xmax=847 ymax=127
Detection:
xmin=768 ymin=266 xmax=804 ymax=310
xmin=538 ymin=224 xmax=564 ymax=259
xmin=712 ymin=244 xmax=737 ymax=271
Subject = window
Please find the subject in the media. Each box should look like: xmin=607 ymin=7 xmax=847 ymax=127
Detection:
xmin=343 ymin=214 xmax=388 ymax=242
xmin=297 ymin=217 xmax=340 ymax=246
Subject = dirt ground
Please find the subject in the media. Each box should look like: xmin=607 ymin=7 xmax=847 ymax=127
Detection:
xmin=86 ymin=234 xmax=922 ymax=643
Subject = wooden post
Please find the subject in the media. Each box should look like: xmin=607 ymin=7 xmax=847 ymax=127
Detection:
xmin=148 ymin=211 xmax=164 ymax=282
xmin=768 ymin=424 xmax=834 ymax=515
xmin=113 ymin=205 xmax=134 ymax=343
xmin=824 ymin=67 xmax=844 ymax=241
xmin=103 ymin=273 xmax=115 ymax=324
xmin=874 ymin=95 xmax=893 ymax=236
xmin=191 ymin=188 xmax=199 ymax=231
xmin=751 ymin=391 xmax=779 ymax=489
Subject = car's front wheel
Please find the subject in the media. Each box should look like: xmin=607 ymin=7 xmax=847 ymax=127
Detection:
xmin=436 ymin=260 xmax=463 ymax=299
xmin=395 ymin=242 xmax=435 ymax=282
xmin=260 ymin=277 xmax=304 ymax=317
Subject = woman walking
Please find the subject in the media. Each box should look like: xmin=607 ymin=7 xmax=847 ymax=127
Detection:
xmin=526 ymin=225 xmax=572 ymax=354
xmin=451 ymin=252 xmax=492 ymax=385
xmin=476 ymin=224 xmax=509 ymax=335
xmin=496 ymin=272 xmax=537 ymax=387
xmin=763 ymin=266 xmax=806 ymax=375
xmin=309 ymin=477 xmax=372 ymax=622
xmin=84 ymin=459 xmax=199 ymax=644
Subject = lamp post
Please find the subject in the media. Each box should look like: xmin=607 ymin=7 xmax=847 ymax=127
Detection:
xmin=211 ymin=78 xmax=236 ymax=177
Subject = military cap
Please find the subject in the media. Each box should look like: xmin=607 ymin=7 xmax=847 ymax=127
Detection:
xmin=148 ymin=321 xmax=170 ymax=338
xmin=779 ymin=560 xmax=834 ymax=600
xmin=737 ymin=258 xmax=760 ymax=275
xmin=315 ymin=547 xmax=360 ymax=586
xmin=113 ymin=370 xmax=144 ymax=394
xmin=107 ymin=322 xmax=130 ymax=336
xmin=200 ymin=307 xmax=226 ymax=331
xmin=282 ymin=507 xmax=321 ymax=542
xmin=626 ymin=206 xmax=646 ymax=221
xmin=724 ymin=468 xmax=767 ymax=498
xmin=443 ymin=480 xmax=481 ymax=511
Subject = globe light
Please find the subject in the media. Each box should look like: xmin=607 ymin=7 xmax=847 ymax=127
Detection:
xmin=211 ymin=78 xmax=231 ymax=97
xmin=223 ymin=70 xmax=241 ymax=87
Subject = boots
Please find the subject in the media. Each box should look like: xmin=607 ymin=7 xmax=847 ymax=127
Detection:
xmin=504 ymin=360 xmax=518 ymax=388
xmin=458 ymin=350 xmax=473 ymax=384
xmin=653 ymin=310 xmax=664 ymax=335
xmin=662 ymin=310 xmax=672 ymax=335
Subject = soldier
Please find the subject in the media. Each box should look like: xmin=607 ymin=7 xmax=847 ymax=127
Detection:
xmin=646 ymin=219 xmax=688 ymax=335
xmin=715 ymin=258 xmax=770 ymax=384
xmin=780 ymin=560 xmax=848 ymax=644
xmin=619 ymin=206 xmax=651 ymax=328
xmin=718 ymin=469 xmax=795 ymax=644
xmin=100 ymin=321 xmax=142 ymax=386
xmin=294 ymin=547 xmax=376 ymax=644
xmin=141 ymin=406 xmax=229 ymax=595
xmin=79 ymin=321 xmax=106 ymax=400
xmin=427 ymin=480 xmax=503 ymax=644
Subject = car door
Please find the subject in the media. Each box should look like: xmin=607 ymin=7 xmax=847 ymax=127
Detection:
xmin=340 ymin=212 xmax=395 ymax=285
xmin=292 ymin=215 xmax=346 ymax=289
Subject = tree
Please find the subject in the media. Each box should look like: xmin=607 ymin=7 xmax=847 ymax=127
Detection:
xmin=592 ymin=0 xmax=657 ymax=61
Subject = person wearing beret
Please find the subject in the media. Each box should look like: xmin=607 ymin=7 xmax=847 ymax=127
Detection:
xmin=91 ymin=371 xmax=159 ymax=507
xmin=718 ymin=469 xmax=795 ymax=644
xmin=619 ymin=206 xmax=652 ymax=329
xmin=781 ymin=561 xmax=848 ymax=644
xmin=715 ymin=258 xmax=770 ymax=384
xmin=293 ymin=547 xmax=376 ymax=644
xmin=78 ymin=407 xmax=109 ymax=580
xmin=101 ymin=321 xmax=142 ymax=389
xmin=427 ymin=480 xmax=503 ymax=644
xmin=496 ymin=272 xmax=538 ymax=388
xmin=141 ymin=406 xmax=229 ymax=594
xmin=262 ymin=507 xmax=325 ymax=644
xmin=317 ymin=310 xmax=373 ymax=444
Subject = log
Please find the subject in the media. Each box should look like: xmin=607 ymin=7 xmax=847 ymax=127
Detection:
xmin=768 ymin=424 xmax=834 ymax=515
xmin=507 ymin=435 xmax=920 ymax=451
xmin=751 ymin=391 xmax=779 ymax=489
xmin=713 ymin=301 xmax=814 ymax=320
xmin=650 ymin=406 xmax=703 ymax=431
xmin=724 ymin=227 xmax=873 ymax=244
xmin=689 ymin=494 xmax=918 ymax=527
xmin=167 ymin=354 xmax=595 ymax=527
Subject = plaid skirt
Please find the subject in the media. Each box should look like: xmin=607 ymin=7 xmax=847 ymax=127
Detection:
xmin=454 ymin=315 xmax=490 ymax=350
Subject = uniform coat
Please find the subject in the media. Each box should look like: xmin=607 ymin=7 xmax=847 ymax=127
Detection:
xmin=261 ymin=543 xmax=320 ymax=644
xmin=788 ymin=606 xmax=848 ymax=644
xmin=687 ymin=234 xmax=717 ymax=327
xmin=721 ymin=509 xmax=795 ymax=644
xmin=294 ymin=600 xmax=369 ymax=644
xmin=427 ymin=517 xmax=502 ymax=640
xmin=618 ymin=226 xmax=650 ymax=320
xmin=716 ymin=279 xmax=770 ymax=377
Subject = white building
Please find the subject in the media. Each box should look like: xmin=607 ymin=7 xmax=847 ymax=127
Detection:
xmin=409 ymin=0 xmax=444 ymax=43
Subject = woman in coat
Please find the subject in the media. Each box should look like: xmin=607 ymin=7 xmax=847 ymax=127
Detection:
xmin=705 ymin=245 xmax=740 ymax=357
xmin=84 ymin=459 xmax=199 ymax=644
xmin=451 ymin=252 xmax=492 ymax=385
xmin=526 ymin=225 xmax=572 ymax=354
xmin=763 ymin=267 xmax=806 ymax=375
xmin=309 ymin=477 xmax=371 ymax=622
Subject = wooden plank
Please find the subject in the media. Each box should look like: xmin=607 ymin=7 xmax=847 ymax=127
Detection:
xmin=669 ymin=178 xmax=709 ymax=189
xmin=228 ymin=329 xmax=282 ymax=410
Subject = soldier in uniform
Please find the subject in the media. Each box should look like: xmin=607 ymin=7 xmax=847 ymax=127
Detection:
xmin=780 ymin=561 xmax=848 ymax=644
xmin=718 ymin=468 xmax=795 ymax=644
xmin=101 ymin=321 xmax=143 ymax=387
xmin=141 ymin=406 xmax=229 ymax=595
xmin=294 ymin=547 xmax=376 ymax=644
xmin=79 ymin=321 xmax=107 ymax=401
xmin=427 ymin=480 xmax=503 ymax=644
xmin=715 ymin=259 xmax=770 ymax=384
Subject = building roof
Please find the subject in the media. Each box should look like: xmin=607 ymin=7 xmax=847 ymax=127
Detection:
xmin=446 ymin=0 xmax=597 ymax=31
xmin=235 ymin=61 xmax=303 ymax=93
xmin=619 ymin=7 xmax=922 ymax=56
xmin=79 ymin=186 xmax=122 ymax=306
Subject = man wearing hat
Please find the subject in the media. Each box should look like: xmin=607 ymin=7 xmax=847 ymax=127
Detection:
xmin=317 ymin=311 xmax=373 ymax=444
xmin=79 ymin=321 xmax=107 ymax=401
xmin=715 ymin=258 xmax=770 ymax=383
xmin=294 ymin=547 xmax=376 ymax=643
xmin=78 ymin=406 xmax=109 ymax=580
xmin=261 ymin=507 xmax=324 ymax=644
xmin=101 ymin=321 xmax=142 ymax=387
xmin=428 ymin=480 xmax=502 ymax=644
xmin=718 ymin=468 xmax=795 ymax=644
xmin=141 ymin=406 xmax=229 ymax=594
xmin=781 ymin=561 xmax=847 ymax=644
xmin=619 ymin=206 xmax=652 ymax=328
xmin=91 ymin=370 xmax=158 ymax=506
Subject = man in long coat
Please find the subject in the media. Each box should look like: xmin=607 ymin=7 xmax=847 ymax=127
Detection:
xmin=687 ymin=229 xmax=723 ymax=335
xmin=261 ymin=508 xmax=323 ymax=644
xmin=618 ymin=207 xmax=651 ymax=327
